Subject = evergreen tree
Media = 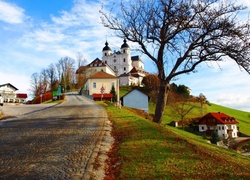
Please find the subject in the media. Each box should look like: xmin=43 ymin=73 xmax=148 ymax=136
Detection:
xmin=110 ymin=85 xmax=117 ymax=102
xmin=211 ymin=131 xmax=221 ymax=144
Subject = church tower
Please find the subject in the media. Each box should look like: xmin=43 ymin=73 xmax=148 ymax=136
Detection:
xmin=102 ymin=41 xmax=112 ymax=57
xmin=102 ymin=39 xmax=132 ymax=76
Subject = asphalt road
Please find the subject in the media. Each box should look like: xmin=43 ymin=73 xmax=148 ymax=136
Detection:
xmin=0 ymin=92 xmax=110 ymax=179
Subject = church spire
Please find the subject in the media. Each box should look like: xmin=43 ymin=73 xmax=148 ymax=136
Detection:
xmin=102 ymin=41 xmax=111 ymax=51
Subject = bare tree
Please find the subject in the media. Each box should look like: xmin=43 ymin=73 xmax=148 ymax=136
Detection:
xmin=46 ymin=63 xmax=58 ymax=91
xmin=170 ymin=95 xmax=197 ymax=129
xmin=76 ymin=52 xmax=87 ymax=68
xmin=40 ymin=69 xmax=48 ymax=93
xmin=75 ymin=52 xmax=87 ymax=89
xmin=56 ymin=56 xmax=75 ymax=91
xmin=100 ymin=0 xmax=250 ymax=124
xmin=30 ymin=73 xmax=40 ymax=98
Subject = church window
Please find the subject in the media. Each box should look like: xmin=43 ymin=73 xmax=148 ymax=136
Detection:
xmin=124 ymin=67 xmax=126 ymax=71
xmin=114 ymin=59 xmax=116 ymax=62
xmin=114 ymin=66 xmax=116 ymax=70
xmin=123 ymin=58 xmax=126 ymax=62
xmin=123 ymin=50 xmax=126 ymax=53
xmin=105 ymin=61 xmax=107 ymax=64
xmin=105 ymin=53 xmax=107 ymax=56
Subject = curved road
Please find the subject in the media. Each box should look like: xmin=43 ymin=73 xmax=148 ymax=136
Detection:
xmin=0 ymin=93 xmax=111 ymax=179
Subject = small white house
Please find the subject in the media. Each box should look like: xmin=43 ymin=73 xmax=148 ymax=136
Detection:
xmin=120 ymin=89 xmax=149 ymax=113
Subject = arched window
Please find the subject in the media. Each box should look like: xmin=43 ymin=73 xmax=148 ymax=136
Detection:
xmin=124 ymin=58 xmax=126 ymax=62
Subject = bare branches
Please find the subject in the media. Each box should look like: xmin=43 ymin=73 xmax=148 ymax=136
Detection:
xmin=100 ymin=0 xmax=250 ymax=79
xmin=100 ymin=0 xmax=250 ymax=123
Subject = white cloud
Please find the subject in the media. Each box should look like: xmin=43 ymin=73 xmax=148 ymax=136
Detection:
xmin=0 ymin=0 xmax=27 ymax=24
xmin=177 ymin=60 xmax=250 ymax=112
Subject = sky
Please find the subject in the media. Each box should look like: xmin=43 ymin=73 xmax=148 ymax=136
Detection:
xmin=0 ymin=0 xmax=250 ymax=112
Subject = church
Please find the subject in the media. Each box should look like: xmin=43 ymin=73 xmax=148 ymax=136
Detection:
xmin=102 ymin=39 xmax=145 ymax=77
xmin=76 ymin=39 xmax=147 ymax=86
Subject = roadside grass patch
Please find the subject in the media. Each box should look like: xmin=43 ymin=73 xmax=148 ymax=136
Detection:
xmin=104 ymin=103 xmax=250 ymax=179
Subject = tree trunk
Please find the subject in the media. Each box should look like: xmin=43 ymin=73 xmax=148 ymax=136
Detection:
xmin=153 ymin=81 xmax=169 ymax=124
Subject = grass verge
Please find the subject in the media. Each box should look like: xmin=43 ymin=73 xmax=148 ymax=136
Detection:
xmin=103 ymin=102 xmax=250 ymax=179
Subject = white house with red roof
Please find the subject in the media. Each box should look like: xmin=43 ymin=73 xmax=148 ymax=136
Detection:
xmin=197 ymin=112 xmax=238 ymax=139
xmin=0 ymin=83 xmax=28 ymax=104
xmin=83 ymin=71 xmax=119 ymax=101
xmin=76 ymin=58 xmax=116 ymax=78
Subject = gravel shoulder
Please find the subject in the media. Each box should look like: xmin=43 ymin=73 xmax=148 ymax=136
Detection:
xmin=0 ymin=93 xmax=113 ymax=179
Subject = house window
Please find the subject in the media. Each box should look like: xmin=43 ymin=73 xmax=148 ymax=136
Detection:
xmin=93 ymin=82 xmax=96 ymax=88
xmin=201 ymin=126 xmax=204 ymax=130
xmin=218 ymin=126 xmax=221 ymax=130
xmin=222 ymin=126 xmax=224 ymax=130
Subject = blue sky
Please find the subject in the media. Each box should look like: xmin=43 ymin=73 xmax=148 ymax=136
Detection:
xmin=0 ymin=0 xmax=250 ymax=112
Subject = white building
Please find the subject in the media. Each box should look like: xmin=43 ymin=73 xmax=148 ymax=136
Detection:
xmin=0 ymin=83 xmax=27 ymax=103
xmin=120 ymin=89 xmax=149 ymax=113
xmin=197 ymin=112 xmax=239 ymax=139
xmin=102 ymin=40 xmax=146 ymax=86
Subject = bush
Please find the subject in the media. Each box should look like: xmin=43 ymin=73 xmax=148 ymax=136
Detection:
xmin=211 ymin=131 xmax=221 ymax=144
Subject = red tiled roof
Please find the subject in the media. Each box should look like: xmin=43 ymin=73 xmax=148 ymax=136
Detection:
xmin=87 ymin=58 xmax=106 ymax=67
xmin=89 ymin=71 xmax=117 ymax=79
xmin=198 ymin=112 xmax=238 ymax=125
xmin=16 ymin=93 xmax=28 ymax=98
xmin=76 ymin=66 xmax=88 ymax=74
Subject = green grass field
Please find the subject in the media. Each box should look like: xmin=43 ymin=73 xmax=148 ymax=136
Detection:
xmin=103 ymin=102 xmax=250 ymax=179
xmin=159 ymin=102 xmax=250 ymax=136
xmin=119 ymin=86 xmax=250 ymax=136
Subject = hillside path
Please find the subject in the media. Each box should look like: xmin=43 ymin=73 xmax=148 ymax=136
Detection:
xmin=0 ymin=92 xmax=113 ymax=179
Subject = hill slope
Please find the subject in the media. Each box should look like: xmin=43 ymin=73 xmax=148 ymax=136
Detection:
xmin=103 ymin=102 xmax=250 ymax=179
xmin=207 ymin=103 xmax=250 ymax=136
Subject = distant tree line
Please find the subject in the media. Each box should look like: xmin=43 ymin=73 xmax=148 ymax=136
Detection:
xmin=141 ymin=74 xmax=192 ymax=103
xmin=30 ymin=53 xmax=87 ymax=99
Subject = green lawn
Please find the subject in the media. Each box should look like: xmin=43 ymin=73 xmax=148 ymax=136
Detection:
xmin=207 ymin=103 xmax=250 ymax=136
xmin=152 ymin=101 xmax=250 ymax=136
xmin=103 ymin=102 xmax=250 ymax=179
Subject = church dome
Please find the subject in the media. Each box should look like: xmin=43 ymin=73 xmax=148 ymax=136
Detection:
xmin=102 ymin=41 xmax=112 ymax=51
xmin=121 ymin=39 xmax=129 ymax=49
